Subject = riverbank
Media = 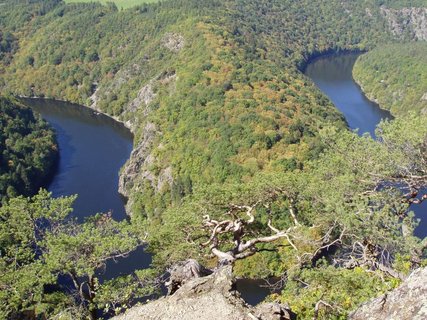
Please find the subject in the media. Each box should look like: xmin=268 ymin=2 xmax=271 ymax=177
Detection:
xmin=0 ymin=96 xmax=59 ymax=203
xmin=304 ymin=52 xmax=392 ymax=137
xmin=21 ymin=98 xmax=133 ymax=221
xmin=352 ymin=42 xmax=427 ymax=116
xmin=20 ymin=96 xmax=137 ymax=206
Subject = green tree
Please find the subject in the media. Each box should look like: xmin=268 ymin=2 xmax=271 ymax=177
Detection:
xmin=0 ymin=190 xmax=156 ymax=319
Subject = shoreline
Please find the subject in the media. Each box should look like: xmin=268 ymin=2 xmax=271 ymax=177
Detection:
xmin=298 ymin=47 xmax=367 ymax=73
xmin=302 ymin=50 xmax=394 ymax=121
xmin=350 ymin=69 xmax=395 ymax=118
xmin=18 ymin=95 xmax=135 ymax=210
xmin=18 ymin=95 xmax=135 ymax=132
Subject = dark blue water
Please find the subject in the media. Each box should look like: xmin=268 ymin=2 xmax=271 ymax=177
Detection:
xmin=305 ymin=53 xmax=392 ymax=137
xmin=304 ymin=53 xmax=426 ymax=238
xmin=26 ymin=99 xmax=131 ymax=221
xmin=23 ymin=98 xmax=152 ymax=279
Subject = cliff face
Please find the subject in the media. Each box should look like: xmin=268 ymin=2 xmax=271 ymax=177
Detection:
xmin=350 ymin=267 xmax=427 ymax=320
xmin=381 ymin=7 xmax=427 ymax=40
xmin=113 ymin=265 xmax=293 ymax=320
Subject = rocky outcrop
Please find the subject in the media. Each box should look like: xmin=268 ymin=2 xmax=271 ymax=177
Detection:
xmin=113 ymin=261 xmax=293 ymax=320
xmin=127 ymin=71 xmax=176 ymax=116
xmin=349 ymin=267 xmax=427 ymax=320
xmin=115 ymin=70 xmax=177 ymax=212
xmin=381 ymin=7 xmax=427 ymax=40
xmin=162 ymin=33 xmax=185 ymax=52
xmin=127 ymin=82 xmax=156 ymax=114
xmin=118 ymin=122 xmax=158 ymax=211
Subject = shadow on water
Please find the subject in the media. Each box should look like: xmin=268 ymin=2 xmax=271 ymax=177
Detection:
xmin=236 ymin=278 xmax=282 ymax=306
xmin=24 ymin=98 xmax=132 ymax=222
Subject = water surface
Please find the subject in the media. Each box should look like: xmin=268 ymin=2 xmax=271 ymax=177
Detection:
xmin=305 ymin=53 xmax=392 ymax=137
xmin=23 ymin=98 xmax=152 ymax=278
xmin=20 ymin=52 xmax=426 ymax=307
xmin=304 ymin=53 xmax=426 ymax=237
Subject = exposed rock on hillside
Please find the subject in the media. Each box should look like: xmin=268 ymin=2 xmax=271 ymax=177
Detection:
xmin=128 ymin=82 xmax=155 ymax=113
xmin=381 ymin=7 xmax=427 ymax=40
xmin=118 ymin=122 xmax=158 ymax=211
xmin=117 ymin=71 xmax=177 ymax=210
xmin=113 ymin=262 xmax=293 ymax=320
xmin=349 ymin=267 xmax=427 ymax=320
xmin=162 ymin=33 xmax=185 ymax=52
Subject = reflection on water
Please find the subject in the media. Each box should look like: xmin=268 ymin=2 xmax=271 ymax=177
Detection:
xmin=304 ymin=53 xmax=392 ymax=138
xmin=23 ymin=98 xmax=132 ymax=221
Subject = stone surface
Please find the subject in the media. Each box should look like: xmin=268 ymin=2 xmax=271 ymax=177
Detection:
xmin=118 ymin=122 xmax=158 ymax=212
xmin=113 ymin=263 xmax=293 ymax=320
xmin=349 ymin=267 xmax=427 ymax=320
xmin=162 ymin=33 xmax=185 ymax=52
xmin=381 ymin=7 xmax=427 ymax=41
xmin=165 ymin=259 xmax=213 ymax=295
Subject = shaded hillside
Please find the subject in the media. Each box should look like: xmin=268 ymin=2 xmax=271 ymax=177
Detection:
xmin=0 ymin=96 xmax=57 ymax=203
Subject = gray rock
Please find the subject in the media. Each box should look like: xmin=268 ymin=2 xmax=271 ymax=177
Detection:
xmin=381 ymin=7 xmax=427 ymax=41
xmin=118 ymin=122 xmax=158 ymax=212
xmin=349 ymin=267 xmax=427 ymax=320
xmin=112 ymin=263 xmax=293 ymax=320
xmin=165 ymin=259 xmax=213 ymax=295
xmin=162 ymin=33 xmax=185 ymax=52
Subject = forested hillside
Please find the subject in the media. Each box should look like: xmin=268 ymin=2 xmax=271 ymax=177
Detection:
xmin=353 ymin=42 xmax=427 ymax=116
xmin=0 ymin=0 xmax=402 ymax=216
xmin=0 ymin=0 xmax=427 ymax=318
xmin=64 ymin=0 xmax=160 ymax=9
xmin=0 ymin=97 xmax=57 ymax=203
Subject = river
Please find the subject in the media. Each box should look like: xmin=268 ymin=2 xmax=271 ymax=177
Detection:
xmin=23 ymin=98 xmax=268 ymax=304
xmin=20 ymin=52 xmax=425 ymax=308
xmin=22 ymin=98 xmax=152 ymax=280
xmin=304 ymin=53 xmax=426 ymax=238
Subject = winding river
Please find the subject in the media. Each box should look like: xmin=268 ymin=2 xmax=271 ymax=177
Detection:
xmin=22 ymin=98 xmax=151 ymax=281
xmin=21 ymin=52 xmax=425 ymax=307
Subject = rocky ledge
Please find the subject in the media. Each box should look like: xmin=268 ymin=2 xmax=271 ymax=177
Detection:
xmin=381 ymin=7 xmax=427 ymax=41
xmin=113 ymin=260 xmax=427 ymax=320
xmin=112 ymin=260 xmax=293 ymax=320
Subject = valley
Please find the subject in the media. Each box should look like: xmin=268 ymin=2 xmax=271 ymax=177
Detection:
xmin=0 ymin=0 xmax=426 ymax=319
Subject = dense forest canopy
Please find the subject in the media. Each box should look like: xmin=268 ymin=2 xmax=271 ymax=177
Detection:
xmin=0 ymin=97 xmax=57 ymax=203
xmin=353 ymin=42 xmax=427 ymax=116
xmin=0 ymin=0 xmax=426 ymax=318
xmin=0 ymin=0 xmax=406 ymax=216
xmin=64 ymin=0 xmax=161 ymax=9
